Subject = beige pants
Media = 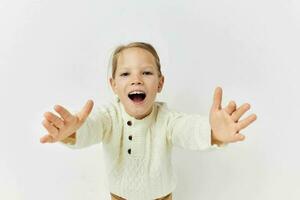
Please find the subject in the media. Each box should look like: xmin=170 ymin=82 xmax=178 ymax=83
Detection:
xmin=110 ymin=192 xmax=172 ymax=200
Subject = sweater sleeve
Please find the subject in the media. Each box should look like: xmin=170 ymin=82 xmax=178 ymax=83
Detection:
xmin=59 ymin=106 xmax=112 ymax=149
xmin=166 ymin=110 xmax=226 ymax=151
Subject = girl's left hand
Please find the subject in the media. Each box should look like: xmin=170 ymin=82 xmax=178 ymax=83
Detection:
xmin=209 ymin=87 xmax=257 ymax=144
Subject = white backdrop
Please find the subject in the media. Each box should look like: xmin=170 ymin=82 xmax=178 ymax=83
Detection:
xmin=1 ymin=0 xmax=299 ymax=199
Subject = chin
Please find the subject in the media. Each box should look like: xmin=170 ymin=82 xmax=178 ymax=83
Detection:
xmin=126 ymin=103 xmax=152 ymax=119
xmin=128 ymin=106 xmax=149 ymax=119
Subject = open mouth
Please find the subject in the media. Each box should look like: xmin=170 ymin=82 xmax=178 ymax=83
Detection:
xmin=128 ymin=91 xmax=146 ymax=103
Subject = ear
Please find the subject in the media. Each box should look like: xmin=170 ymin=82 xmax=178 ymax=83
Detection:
xmin=157 ymin=75 xmax=164 ymax=93
xmin=109 ymin=78 xmax=117 ymax=94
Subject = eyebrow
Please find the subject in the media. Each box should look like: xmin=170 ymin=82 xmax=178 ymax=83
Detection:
xmin=118 ymin=66 xmax=155 ymax=70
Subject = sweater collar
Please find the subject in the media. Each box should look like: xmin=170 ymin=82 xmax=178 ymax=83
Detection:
xmin=118 ymin=101 xmax=157 ymax=127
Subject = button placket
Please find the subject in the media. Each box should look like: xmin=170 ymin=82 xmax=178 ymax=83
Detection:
xmin=127 ymin=120 xmax=133 ymax=155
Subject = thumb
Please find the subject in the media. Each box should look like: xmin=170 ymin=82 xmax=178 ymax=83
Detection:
xmin=233 ymin=133 xmax=245 ymax=142
xmin=40 ymin=134 xmax=54 ymax=143
xmin=211 ymin=87 xmax=223 ymax=111
xmin=77 ymin=99 xmax=94 ymax=122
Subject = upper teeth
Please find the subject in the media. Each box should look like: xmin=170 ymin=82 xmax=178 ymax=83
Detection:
xmin=129 ymin=91 xmax=145 ymax=95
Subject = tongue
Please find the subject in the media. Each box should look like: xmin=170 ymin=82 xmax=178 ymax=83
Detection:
xmin=132 ymin=95 xmax=144 ymax=102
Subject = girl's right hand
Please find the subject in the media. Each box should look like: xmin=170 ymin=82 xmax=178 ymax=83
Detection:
xmin=40 ymin=100 xmax=94 ymax=143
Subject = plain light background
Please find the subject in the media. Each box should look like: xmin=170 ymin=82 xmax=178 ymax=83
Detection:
xmin=1 ymin=0 xmax=299 ymax=199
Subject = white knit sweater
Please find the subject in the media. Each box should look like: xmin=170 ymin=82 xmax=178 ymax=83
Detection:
xmin=61 ymin=100 xmax=222 ymax=199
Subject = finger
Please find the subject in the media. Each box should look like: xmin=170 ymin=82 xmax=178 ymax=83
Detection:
xmin=236 ymin=114 xmax=257 ymax=131
xmin=77 ymin=99 xmax=94 ymax=122
xmin=231 ymin=103 xmax=251 ymax=122
xmin=224 ymin=100 xmax=236 ymax=115
xmin=43 ymin=112 xmax=64 ymax=129
xmin=54 ymin=104 xmax=73 ymax=122
xmin=40 ymin=134 xmax=55 ymax=143
xmin=212 ymin=87 xmax=223 ymax=111
xmin=232 ymin=133 xmax=246 ymax=142
xmin=42 ymin=119 xmax=59 ymax=137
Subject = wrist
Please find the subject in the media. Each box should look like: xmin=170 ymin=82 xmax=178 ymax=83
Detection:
xmin=69 ymin=132 xmax=76 ymax=139
xmin=211 ymin=130 xmax=224 ymax=146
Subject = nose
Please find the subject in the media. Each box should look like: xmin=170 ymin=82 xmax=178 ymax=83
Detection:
xmin=131 ymin=74 xmax=143 ymax=85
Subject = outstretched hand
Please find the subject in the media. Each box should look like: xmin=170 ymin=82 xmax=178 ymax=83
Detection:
xmin=40 ymin=100 xmax=94 ymax=143
xmin=209 ymin=87 xmax=257 ymax=145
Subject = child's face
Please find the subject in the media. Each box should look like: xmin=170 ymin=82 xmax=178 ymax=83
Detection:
xmin=110 ymin=47 xmax=164 ymax=119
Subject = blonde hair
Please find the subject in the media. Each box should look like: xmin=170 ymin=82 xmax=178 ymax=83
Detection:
xmin=110 ymin=42 xmax=162 ymax=79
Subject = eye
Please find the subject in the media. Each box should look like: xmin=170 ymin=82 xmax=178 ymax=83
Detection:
xmin=120 ymin=72 xmax=129 ymax=77
xmin=143 ymin=71 xmax=153 ymax=75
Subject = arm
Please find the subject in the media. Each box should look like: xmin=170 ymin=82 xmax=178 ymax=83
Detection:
xmin=59 ymin=106 xmax=112 ymax=149
xmin=166 ymin=111 xmax=214 ymax=151
xmin=40 ymin=100 xmax=112 ymax=149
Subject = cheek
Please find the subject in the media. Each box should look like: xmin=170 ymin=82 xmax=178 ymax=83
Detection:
xmin=148 ymin=82 xmax=160 ymax=93
xmin=115 ymin=80 xmax=128 ymax=93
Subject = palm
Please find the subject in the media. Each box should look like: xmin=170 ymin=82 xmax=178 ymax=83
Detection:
xmin=209 ymin=87 xmax=257 ymax=144
xmin=210 ymin=108 xmax=238 ymax=142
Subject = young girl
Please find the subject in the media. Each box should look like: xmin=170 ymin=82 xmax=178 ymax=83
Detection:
xmin=40 ymin=42 xmax=257 ymax=200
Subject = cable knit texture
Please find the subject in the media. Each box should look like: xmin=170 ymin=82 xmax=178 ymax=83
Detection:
xmin=61 ymin=100 xmax=223 ymax=200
